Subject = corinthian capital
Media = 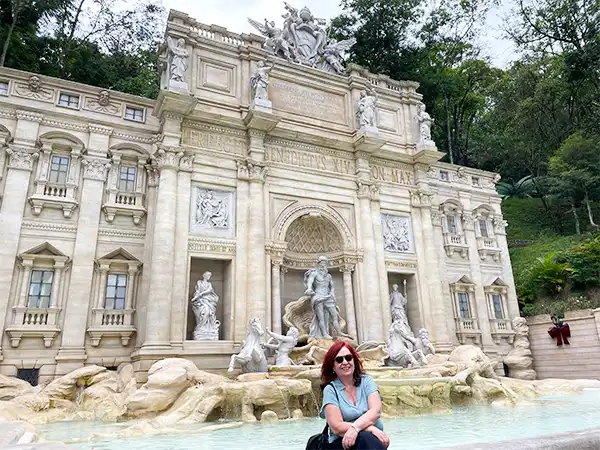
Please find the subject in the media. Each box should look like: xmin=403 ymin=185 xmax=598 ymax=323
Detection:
xmin=356 ymin=181 xmax=380 ymax=200
xmin=237 ymin=159 xmax=268 ymax=183
xmin=152 ymin=146 xmax=184 ymax=170
xmin=179 ymin=154 xmax=195 ymax=172
xmin=6 ymin=146 xmax=39 ymax=171
xmin=82 ymin=157 xmax=111 ymax=181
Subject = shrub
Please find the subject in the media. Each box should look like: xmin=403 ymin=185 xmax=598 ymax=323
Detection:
xmin=521 ymin=296 xmax=600 ymax=317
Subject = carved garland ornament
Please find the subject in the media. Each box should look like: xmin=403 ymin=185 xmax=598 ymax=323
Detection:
xmin=6 ymin=147 xmax=39 ymax=171
xmin=82 ymin=158 xmax=111 ymax=181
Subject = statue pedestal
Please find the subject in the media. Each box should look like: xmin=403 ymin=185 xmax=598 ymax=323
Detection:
xmin=357 ymin=125 xmax=379 ymax=134
xmin=250 ymin=99 xmax=272 ymax=113
xmin=168 ymin=80 xmax=189 ymax=93
xmin=416 ymin=139 xmax=437 ymax=151
xmin=193 ymin=329 xmax=219 ymax=340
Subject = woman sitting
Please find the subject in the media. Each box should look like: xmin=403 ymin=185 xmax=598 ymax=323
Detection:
xmin=320 ymin=341 xmax=390 ymax=449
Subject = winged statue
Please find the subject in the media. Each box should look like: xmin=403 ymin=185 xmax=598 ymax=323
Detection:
xmin=320 ymin=38 xmax=357 ymax=74
xmin=248 ymin=18 xmax=294 ymax=60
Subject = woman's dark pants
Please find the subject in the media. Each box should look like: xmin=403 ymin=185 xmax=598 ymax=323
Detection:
xmin=325 ymin=431 xmax=386 ymax=449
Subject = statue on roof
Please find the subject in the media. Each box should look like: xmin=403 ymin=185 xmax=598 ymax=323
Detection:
xmin=248 ymin=3 xmax=355 ymax=75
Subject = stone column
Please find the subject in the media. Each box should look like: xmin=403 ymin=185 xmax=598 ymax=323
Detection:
xmin=94 ymin=264 xmax=110 ymax=309
xmin=135 ymin=165 xmax=159 ymax=348
xmin=126 ymin=264 xmax=138 ymax=310
xmin=141 ymin=147 xmax=182 ymax=349
xmin=170 ymin=155 xmax=193 ymax=348
xmin=493 ymin=215 xmax=520 ymax=319
xmin=245 ymin=161 xmax=268 ymax=325
xmin=370 ymin=197 xmax=391 ymax=334
xmin=412 ymin=190 xmax=452 ymax=350
xmin=50 ymin=260 xmax=66 ymax=309
xmin=234 ymin=162 xmax=250 ymax=341
xmin=340 ymin=265 xmax=358 ymax=339
xmin=56 ymin=156 xmax=111 ymax=374
xmin=17 ymin=259 xmax=34 ymax=307
xmin=462 ymin=210 xmax=495 ymax=349
xmin=356 ymin=182 xmax=385 ymax=342
xmin=271 ymin=262 xmax=282 ymax=334
xmin=0 ymin=113 xmax=41 ymax=361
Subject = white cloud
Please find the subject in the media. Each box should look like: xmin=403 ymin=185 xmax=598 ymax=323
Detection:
xmin=162 ymin=0 xmax=516 ymax=68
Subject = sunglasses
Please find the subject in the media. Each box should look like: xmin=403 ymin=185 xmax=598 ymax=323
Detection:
xmin=335 ymin=355 xmax=353 ymax=364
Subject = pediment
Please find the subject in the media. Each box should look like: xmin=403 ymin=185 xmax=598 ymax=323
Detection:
xmin=98 ymin=247 xmax=140 ymax=263
xmin=452 ymin=275 xmax=475 ymax=285
xmin=21 ymin=242 xmax=67 ymax=258
xmin=485 ymin=276 xmax=508 ymax=287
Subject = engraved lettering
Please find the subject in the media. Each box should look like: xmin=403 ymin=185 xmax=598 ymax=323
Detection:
xmin=183 ymin=129 xmax=247 ymax=156
xmin=372 ymin=164 xmax=415 ymax=186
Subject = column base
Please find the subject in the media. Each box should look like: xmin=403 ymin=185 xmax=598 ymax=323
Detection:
xmin=54 ymin=347 xmax=87 ymax=376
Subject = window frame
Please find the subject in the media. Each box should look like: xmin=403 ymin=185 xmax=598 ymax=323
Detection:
xmin=27 ymin=269 xmax=54 ymax=308
xmin=118 ymin=165 xmax=137 ymax=192
xmin=124 ymin=106 xmax=145 ymax=123
xmin=491 ymin=293 xmax=505 ymax=319
xmin=456 ymin=291 xmax=471 ymax=318
xmin=104 ymin=273 xmax=128 ymax=310
xmin=57 ymin=92 xmax=80 ymax=109
xmin=446 ymin=215 xmax=458 ymax=235
xmin=439 ymin=170 xmax=450 ymax=181
xmin=478 ymin=218 xmax=489 ymax=238
xmin=0 ymin=80 xmax=9 ymax=96
xmin=48 ymin=155 xmax=70 ymax=184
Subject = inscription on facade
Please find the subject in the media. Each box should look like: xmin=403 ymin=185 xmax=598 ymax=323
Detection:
xmin=269 ymin=79 xmax=346 ymax=124
xmin=371 ymin=165 xmax=414 ymax=186
xmin=265 ymin=144 xmax=354 ymax=175
xmin=182 ymin=128 xmax=247 ymax=156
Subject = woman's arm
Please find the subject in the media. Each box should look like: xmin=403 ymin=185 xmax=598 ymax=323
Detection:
xmin=324 ymin=404 xmax=353 ymax=436
xmin=350 ymin=391 xmax=382 ymax=431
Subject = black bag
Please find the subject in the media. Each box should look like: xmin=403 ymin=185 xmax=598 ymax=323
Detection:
xmin=305 ymin=384 xmax=339 ymax=450
xmin=305 ymin=424 xmax=330 ymax=450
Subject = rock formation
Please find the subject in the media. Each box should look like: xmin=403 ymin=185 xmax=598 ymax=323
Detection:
xmin=504 ymin=317 xmax=537 ymax=380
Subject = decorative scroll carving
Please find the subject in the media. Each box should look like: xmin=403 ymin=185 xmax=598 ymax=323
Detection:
xmin=410 ymin=189 xmax=432 ymax=207
xmin=146 ymin=164 xmax=160 ymax=187
xmin=82 ymin=158 xmax=111 ymax=181
xmin=153 ymin=147 xmax=183 ymax=170
xmin=248 ymin=4 xmax=355 ymax=75
xmin=85 ymin=91 xmax=121 ymax=115
xmin=6 ymin=147 xmax=39 ymax=171
xmin=357 ymin=181 xmax=380 ymax=200
xmin=179 ymin=155 xmax=194 ymax=172
xmin=237 ymin=159 xmax=268 ymax=183
xmin=462 ymin=212 xmax=475 ymax=230
xmin=13 ymin=76 xmax=54 ymax=102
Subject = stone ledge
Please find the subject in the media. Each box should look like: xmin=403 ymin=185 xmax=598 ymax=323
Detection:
xmin=441 ymin=426 xmax=600 ymax=449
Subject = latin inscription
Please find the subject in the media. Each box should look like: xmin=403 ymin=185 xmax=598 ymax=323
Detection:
xmin=269 ymin=79 xmax=346 ymax=124
xmin=371 ymin=165 xmax=414 ymax=186
xmin=265 ymin=144 xmax=354 ymax=175
xmin=182 ymin=128 xmax=247 ymax=156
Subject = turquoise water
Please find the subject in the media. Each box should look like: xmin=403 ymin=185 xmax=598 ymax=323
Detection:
xmin=37 ymin=389 xmax=600 ymax=449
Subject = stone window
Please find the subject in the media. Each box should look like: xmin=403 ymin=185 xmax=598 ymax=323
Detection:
xmin=439 ymin=170 xmax=449 ymax=181
xmin=491 ymin=294 xmax=504 ymax=319
xmin=17 ymin=368 xmax=40 ymax=386
xmin=48 ymin=155 xmax=70 ymax=184
xmin=58 ymin=93 xmax=80 ymax=108
xmin=0 ymin=81 xmax=8 ymax=95
xmin=104 ymin=274 xmax=128 ymax=310
xmin=103 ymin=150 xmax=148 ymax=225
xmin=6 ymin=242 xmax=69 ymax=349
xmin=118 ymin=166 xmax=137 ymax=192
xmin=28 ymin=134 xmax=83 ymax=218
xmin=457 ymin=291 xmax=471 ymax=318
xmin=124 ymin=106 xmax=145 ymax=122
xmin=474 ymin=206 xmax=501 ymax=262
xmin=27 ymin=269 xmax=54 ymax=308
xmin=87 ymin=248 xmax=141 ymax=347
xmin=439 ymin=201 xmax=468 ymax=258
xmin=472 ymin=176 xmax=480 ymax=186
xmin=478 ymin=219 xmax=489 ymax=238
xmin=446 ymin=215 xmax=458 ymax=235
xmin=484 ymin=277 xmax=514 ymax=344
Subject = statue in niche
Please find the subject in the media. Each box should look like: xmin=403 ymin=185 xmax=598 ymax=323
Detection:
xmin=195 ymin=190 xmax=228 ymax=228
xmin=250 ymin=60 xmax=273 ymax=102
xmin=417 ymin=103 xmax=433 ymax=143
xmin=415 ymin=328 xmax=435 ymax=357
xmin=382 ymin=215 xmax=411 ymax=253
xmin=167 ymin=36 xmax=188 ymax=83
xmin=356 ymin=89 xmax=378 ymax=129
xmin=389 ymin=284 xmax=412 ymax=337
xmin=385 ymin=321 xmax=428 ymax=368
xmin=190 ymin=271 xmax=220 ymax=340
xmin=304 ymin=256 xmax=343 ymax=339
xmin=263 ymin=327 xmax=299 ymax=366
xmin=228 ymin=318 xmax=268 ymax=373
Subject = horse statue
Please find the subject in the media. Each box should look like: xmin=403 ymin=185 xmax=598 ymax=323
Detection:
xmin=228 ymin=318 xmax=268 ymax=373
xmin=385 ymin=321 xmax=427 ymax=368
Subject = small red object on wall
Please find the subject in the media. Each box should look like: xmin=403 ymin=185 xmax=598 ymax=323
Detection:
xmin=548 ymin=315 xmax=570 ymax=346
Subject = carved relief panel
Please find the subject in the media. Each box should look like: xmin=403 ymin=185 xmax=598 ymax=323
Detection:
xmin=190 ymin=185 xmax=235 ymax=238
xmin=381 ymin=213 xmax=414 ymax=253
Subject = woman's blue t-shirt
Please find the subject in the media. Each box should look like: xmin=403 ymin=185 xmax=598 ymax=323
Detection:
xmin=319 ymin=374 xmax=384 ymax=443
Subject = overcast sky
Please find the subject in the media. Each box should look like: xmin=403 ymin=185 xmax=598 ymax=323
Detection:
xmin=162 ymin=0 xmax=516 ymax=68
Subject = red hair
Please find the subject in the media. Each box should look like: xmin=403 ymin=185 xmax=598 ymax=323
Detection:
xmin=320 ymin=341 xmax=364 ymax=389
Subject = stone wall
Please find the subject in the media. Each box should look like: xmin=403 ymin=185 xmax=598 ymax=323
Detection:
xmin=527 ymin=309 xmax=600 ymax=380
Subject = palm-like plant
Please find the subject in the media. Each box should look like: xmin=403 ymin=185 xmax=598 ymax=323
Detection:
xmin=495 ymin=175 xmax=537 ymax=199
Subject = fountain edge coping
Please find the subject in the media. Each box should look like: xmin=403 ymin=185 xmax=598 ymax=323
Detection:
xmin=441 ymin=426 xmax=600 ymax=449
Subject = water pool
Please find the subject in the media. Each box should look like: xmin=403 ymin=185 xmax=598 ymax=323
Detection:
xmin=36 ymin=389 xmax=600 ymax=449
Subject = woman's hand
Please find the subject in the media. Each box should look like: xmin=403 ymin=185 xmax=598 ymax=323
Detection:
xmin=342 ymin=425 xmax=358 ymax=449
xmin=370 ymin=428 xmax=390 ymax=448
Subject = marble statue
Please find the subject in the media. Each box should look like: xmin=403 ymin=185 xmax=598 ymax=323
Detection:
xmin=389 ymin=284 xmax=411 ymax=335
xmin=248 ymin=4 xmax=355 ymax=75
xmin=263 ymin=327 xmax=299 ymax=366
xmin=415 ymin=328 xmax=435 ymax=357
xmin=228 ymin=318 xmax=268 ymax=373
xmin=417 ymin=103 xmax=433 ymax=143
xmin=382 ymin=215 xmax=411 ymax=253
xmin=190 ymin=271 xmax=220 ymax=340
xmin=356 ymin=89 xmax=378 ymax=129
xmin=167 ymin=36 xmax=188 ymax=84
xmin=195 ymin=190 xmax=228 ymax=228
xmin=385 ymin=321 xmax=428 ymax=368
xmin=250 ymin=60 xmax=273 ymax=102
xmin=304 ymin=256 xmax=342 ymax=339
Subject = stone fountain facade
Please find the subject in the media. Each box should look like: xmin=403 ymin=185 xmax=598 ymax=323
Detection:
xmin=0 ymin=6 xmax=518 ymax=385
